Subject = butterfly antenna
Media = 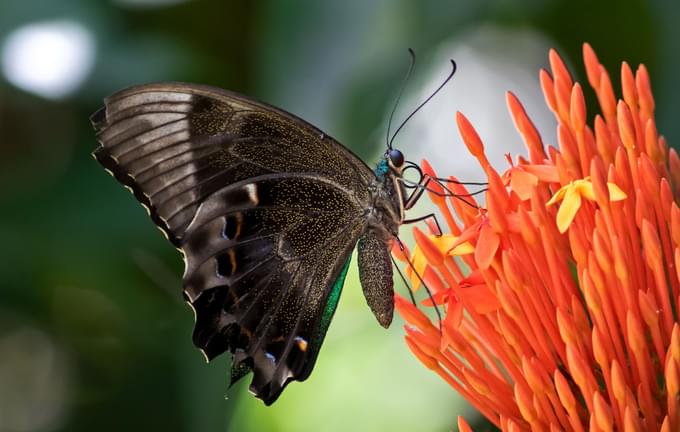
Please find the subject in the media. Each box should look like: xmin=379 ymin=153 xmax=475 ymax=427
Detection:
xmin=394 ymin=237 xmax=443 ymax=332
xmin=386 ymin=48 xmax=417 ymax=150
xmin=388 ymin=58 xmax=458 ymax=149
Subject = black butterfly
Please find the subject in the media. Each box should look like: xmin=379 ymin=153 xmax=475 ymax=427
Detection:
xmin=91 ymin=81 xmax=443 ymax=405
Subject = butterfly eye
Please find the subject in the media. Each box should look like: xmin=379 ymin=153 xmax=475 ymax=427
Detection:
xmin=388 ymin=149 xmax=405 ymax=168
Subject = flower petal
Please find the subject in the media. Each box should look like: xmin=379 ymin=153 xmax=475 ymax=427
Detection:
xmin=576 ymin=179 xmax=596 ymax=201
xmin=406 ymin=244 xmax=428 ymax=290
xmin=445 ymin=297 xmax=464 ymax=329
xmin=546 ymin=183 xmax=569 ymax=206
xmin=607 ymin=182 xmax=627 ymax=201
xmin=446 ymin=220 xmax=481 ymax=252
xmin=509 ymin=168 xmax=538 ymax=200
xmin=428 ymin=234 xmax=471 ymax=255
xmin=461 ymin=269 xmax=485 ymax=286
xmin=420 ymin=287 xmax=448 ymax=306
xmin=448 ymin=242 xmax=475 ymax=256
xmin=391 ymin=239 xmax=410 ymax=263
xmin=413 ymin=226 xmax=444 ymax=267
xmin=394 ymin=294 xmax=433 ymax=331
xmin=555 ymin=185 xmax=582 ymax=233
xmin=458 ymin=283 xmax=501 ymax=314
xmin=523 ymin=163 xmax=560 ymax=183
xmin=474 ymin=223 xmax=500 ymax=269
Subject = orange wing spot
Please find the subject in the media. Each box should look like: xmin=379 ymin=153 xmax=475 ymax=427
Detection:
xmin=228 ymin=249 xmax=237 ymax=274
xmin=228 ymin=285 xmax=240 ymax=306
xmin=295 ymin=336 xmax=308 ymax=352
xmin=235 ymin=212 xmax=243 ymax=239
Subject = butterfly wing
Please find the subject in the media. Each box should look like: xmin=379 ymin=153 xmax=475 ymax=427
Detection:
xmin=91 ymin=83 xmax=375 ymax=404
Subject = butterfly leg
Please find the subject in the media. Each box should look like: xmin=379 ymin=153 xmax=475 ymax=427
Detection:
xmin=403 ymin=173 xmax=457 ymax=210
xmin=402 ymin=213 xmax=443 ymax=236
xmin=400 ymin=173 xmax=445 ymax=236
xmin=391 ymin=253 xmax=417 ymax=306
xmin=391 ymin=235 xmax=443 ymax=331
xmin=403 ymin=174 xmax=433 ymax=210
xmin=403 ymin=173 xmax=483 ymax=211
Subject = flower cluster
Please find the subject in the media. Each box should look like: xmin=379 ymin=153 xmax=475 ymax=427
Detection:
xmin=395 ymin=44 xmax=680 ymax=431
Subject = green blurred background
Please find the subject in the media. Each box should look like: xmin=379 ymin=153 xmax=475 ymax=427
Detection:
xmin=0 ymin=1 xmax=677 ymax=431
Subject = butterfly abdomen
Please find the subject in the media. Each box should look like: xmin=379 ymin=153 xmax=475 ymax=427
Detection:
xmin=357 ymin=231 xmax=395 ymax=328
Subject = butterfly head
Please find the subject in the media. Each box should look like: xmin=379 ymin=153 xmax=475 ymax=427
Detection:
xmin=387 ymin=149 xmax=405 ymax=171
xmin=376 ymin=148 xmax=406 ymax=178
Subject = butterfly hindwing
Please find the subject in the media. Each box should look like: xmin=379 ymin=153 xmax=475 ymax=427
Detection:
xmin=91 ymin=83 xmax=375 ymax=404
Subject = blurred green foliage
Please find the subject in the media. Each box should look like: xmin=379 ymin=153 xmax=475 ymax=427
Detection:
xmin=0 ymin=1 xmax=677 ymax=431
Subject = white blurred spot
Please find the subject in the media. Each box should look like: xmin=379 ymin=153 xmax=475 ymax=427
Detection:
xmin=0 ymin=327 xmax=70 ymax=432
xmin=1 ymin=20 xmax=95 ymax=99
xmin=399 ymin=26 xmax=557 ymax=184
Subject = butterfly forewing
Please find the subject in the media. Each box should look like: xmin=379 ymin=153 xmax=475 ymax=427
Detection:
xmin=92 ymin=83 xmax=376 ymax=404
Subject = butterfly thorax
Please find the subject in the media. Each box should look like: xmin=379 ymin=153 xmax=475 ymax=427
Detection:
xmin=366 ymin=158 xmax=404 ymax=240
xmin=352 ymin=155 xmax=405 ymax=331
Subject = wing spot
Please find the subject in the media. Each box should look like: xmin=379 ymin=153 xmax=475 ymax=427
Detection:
xmin=265 ymin=352 xmax=276 ymax=363
xmin=228 ymin=285 xmax=240 ymax=306
xmin=216 ymin=249 xmax=238 ymax=277
xmin=223 ymin=213 xmax=243 ymax=240
xmin=228 ymin=249 xmax=237 ymax=274
xmin=245 ymin=183 xmax=259 ymax=205
xmin=294 ymin=336 xmax=308 ymax=352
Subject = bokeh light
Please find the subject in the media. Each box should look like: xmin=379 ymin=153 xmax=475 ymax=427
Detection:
xmin=400 ymin=26 xmax=555 ymax=184
xmin=0 ymin=326 xmax=70 ymax=432
xmin=1 ymin=20 xmax=95 ymax=99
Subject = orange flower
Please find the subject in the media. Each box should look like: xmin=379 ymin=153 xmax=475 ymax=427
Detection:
xmin=396 ymin=43 xmax=680 ymax=431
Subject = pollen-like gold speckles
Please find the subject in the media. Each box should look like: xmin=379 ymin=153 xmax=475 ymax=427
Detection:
xmin=188 ymin=96 xmax=233 ymax=135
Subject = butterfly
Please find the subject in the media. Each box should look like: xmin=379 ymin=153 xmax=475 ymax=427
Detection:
xmin=91 ymin=79 xmax=448 ymax=405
